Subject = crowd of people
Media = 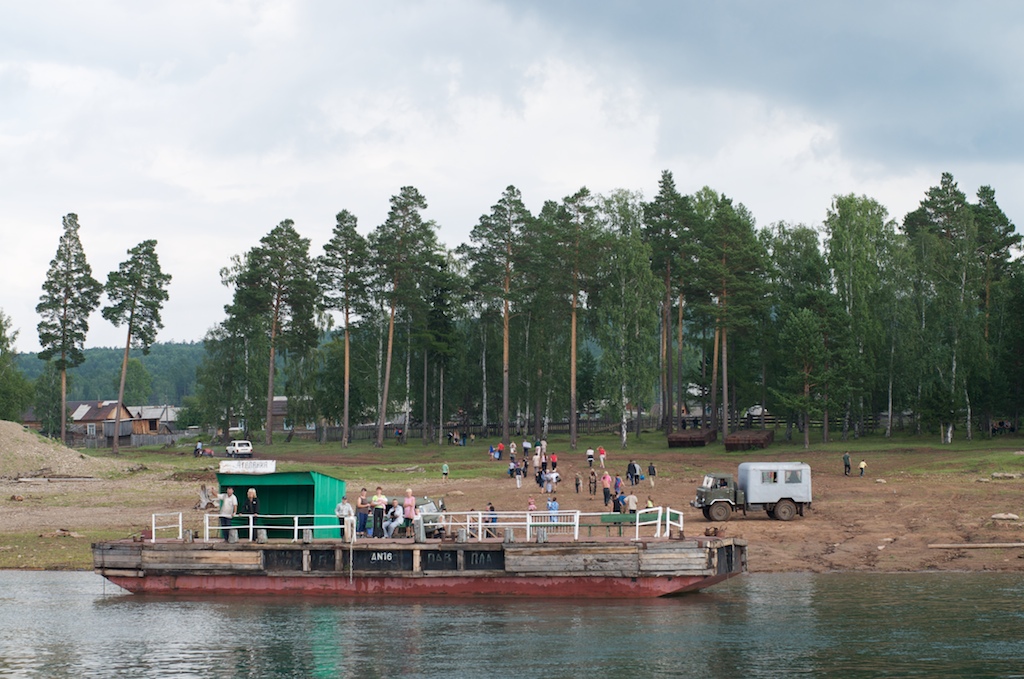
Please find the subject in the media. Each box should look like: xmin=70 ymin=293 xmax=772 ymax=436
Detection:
xmin=214 ymin=439 xmax=662 ymax=544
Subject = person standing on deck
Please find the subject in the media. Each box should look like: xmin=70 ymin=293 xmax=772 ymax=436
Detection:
xmin=335 ymin=495 xmax=354 ymax=539
xmin=843 ymin=452 xmax=851 ymax=476
xmin=371 ymin=487 xmax=388 ymax=538
xmin=240 ymin=488 xmax=258 ymax=539
xmin=356 ymin=488 xmax=371 ymax=537
xmin=217 ymin=487 xmax=237 ymax=541
xmin=403 ymin=488 xmax=417 ymax=532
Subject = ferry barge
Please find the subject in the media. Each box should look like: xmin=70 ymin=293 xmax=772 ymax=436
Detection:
xmin=93 ymin=507 xmax=746 ymax=598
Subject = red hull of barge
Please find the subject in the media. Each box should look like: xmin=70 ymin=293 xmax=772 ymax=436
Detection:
xmin=106 ymin=571 xmax=735 ymax=598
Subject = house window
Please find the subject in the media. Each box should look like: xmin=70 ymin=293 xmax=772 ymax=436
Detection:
xmin=86 ymin=423 xmax=96 ymax=436
xmin=305 ymin=421 xmax=316 ymax=431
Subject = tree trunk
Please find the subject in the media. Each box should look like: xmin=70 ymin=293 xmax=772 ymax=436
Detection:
xmin=404 ymin=325 xmax=411 ymax=444
xmin=481 ymin=324 xmax=488 ymax=438
xmin=710 ymin=326 xmax=720 ymax=431
xmin=264 ymin=289 xmax=282 ymax=447
xmin=112 ymin=328 xmax=132 ymax=454
xmin=677 ymin=293 xmax=685 ymax=429
xmin=721 ymin=325 xmax=729 ymax=438
xmin=422 ymin=350 xmax=429 ymax=445
xmin=663 ymin=272 xmax=673 ymax=435
xmin=620 ymin=382 xmax=628 ymax=448
xmin=342 ymin=307 xmax=351 ymax=448
xmin=438 ymin=364 xmax=445 ymax=446
xmin=570 ymin=289 xmax=578 ymax=449
xmin=375 ymin=302 xmax=396 ymax=447
xmin=803 ymin=365 xmax=811 ymax=450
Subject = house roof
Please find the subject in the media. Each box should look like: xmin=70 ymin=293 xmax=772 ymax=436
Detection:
xmin=131 ymin=405 xmax=180 ymax=421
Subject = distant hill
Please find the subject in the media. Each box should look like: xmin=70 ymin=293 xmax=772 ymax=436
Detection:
xmin=15 ymin=342 xmax=204 ymax=405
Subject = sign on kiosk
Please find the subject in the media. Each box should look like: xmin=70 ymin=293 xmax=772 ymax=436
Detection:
xmin=219 ymin=459 xmax=277 ymax=474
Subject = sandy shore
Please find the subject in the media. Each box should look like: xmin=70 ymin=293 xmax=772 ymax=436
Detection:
xmin=3 ymin=438 xmax=1024 ymax=572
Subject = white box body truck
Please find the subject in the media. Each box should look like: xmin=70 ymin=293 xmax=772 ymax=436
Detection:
xmin=691 ymin=461 xmax=812 ymax=522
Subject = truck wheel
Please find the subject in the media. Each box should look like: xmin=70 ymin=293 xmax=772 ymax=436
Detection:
xmin=708 ymin=502 xmax=732 ymax=522
xmin=767 ymin=508 xmax=776 ymax=519
xmin=774 ymin=499 xmax=797 ymax=521
xmin=701 ymin=507 xmax=711 ymax=520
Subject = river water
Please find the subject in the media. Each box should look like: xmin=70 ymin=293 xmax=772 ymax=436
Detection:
xmin=0 ymin=571 xmax=1021 ymax=678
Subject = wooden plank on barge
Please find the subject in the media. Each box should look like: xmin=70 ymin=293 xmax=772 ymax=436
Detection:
xmin=141 ymin=549 xmax=262 ymax=571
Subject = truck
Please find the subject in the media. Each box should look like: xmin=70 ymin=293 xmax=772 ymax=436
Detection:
xmin=690 ymin=461 xmax=811 ymax=522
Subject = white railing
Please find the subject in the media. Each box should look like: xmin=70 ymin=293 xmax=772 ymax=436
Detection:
xmin=189 ymin=507 xmax=684 ymax=543
xmin=151 ymin=512 xmax=183 ymax=542
xmin=635 ymin=506 xmax=663 ymax=539
xmin=663 ymin=507 xmax=684 ymax=537
xmin=202 ymin=513 xmax=355 ymax=542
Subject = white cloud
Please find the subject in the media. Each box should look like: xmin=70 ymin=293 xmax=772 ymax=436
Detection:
xmin=2 ymin=1 xmax=1022 ymax=355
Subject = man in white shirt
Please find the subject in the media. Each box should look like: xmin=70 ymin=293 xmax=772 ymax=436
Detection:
xmin=335 ymin=495 xmax=354 ymax=539
xmin=384 ymin=499 xmax=405 ymax=538
xmin=217 ymin=487 xmax=237 ymax=541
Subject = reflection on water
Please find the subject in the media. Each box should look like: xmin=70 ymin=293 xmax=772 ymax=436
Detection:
xmin=0 ymin=571 xmax=1022 ymax=677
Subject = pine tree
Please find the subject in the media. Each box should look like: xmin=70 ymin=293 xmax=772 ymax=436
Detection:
xmin=102 ymin=239 xmax=171 ymax=453
xmin=319 ymin=209 xmax=370 ymax=447
xmin=369 ymin=187 xmax=439 ymax=447
xmin=0 ymin=310 xmax=33 ymax=421
xmin=464 ymin=185 xmax=531 ymax=449
xmin=36 ymin=214 xmax=103 ymax=442
xmin=226 ymin=221 xmax=319 ymax=446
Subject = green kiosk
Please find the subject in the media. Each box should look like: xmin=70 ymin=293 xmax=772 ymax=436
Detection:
xmin=216 ymin=471 xmax=347 ymax=539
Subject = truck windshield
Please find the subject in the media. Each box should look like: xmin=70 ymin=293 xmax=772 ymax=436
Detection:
xmin=700 ymin=475 xmax=715 ymax=489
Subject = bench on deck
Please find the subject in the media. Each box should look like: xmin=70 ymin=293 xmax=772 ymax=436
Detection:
xmin=579 ymin=513 xmax=640 ymax=537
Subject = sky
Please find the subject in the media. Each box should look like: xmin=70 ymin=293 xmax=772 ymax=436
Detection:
xmin=3 ymin=1 xmax=1023 ymax=353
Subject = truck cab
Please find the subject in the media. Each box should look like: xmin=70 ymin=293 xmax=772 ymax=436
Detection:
xmin=692 ymin=474 xmax=745 ymax=522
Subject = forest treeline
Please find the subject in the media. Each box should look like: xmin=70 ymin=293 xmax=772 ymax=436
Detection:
xmin=2 ymin=170 xmax=1019 ymax=449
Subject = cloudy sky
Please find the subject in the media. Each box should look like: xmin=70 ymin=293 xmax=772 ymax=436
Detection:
xmin=3 ymin=1 xmax=1022 ymax=353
